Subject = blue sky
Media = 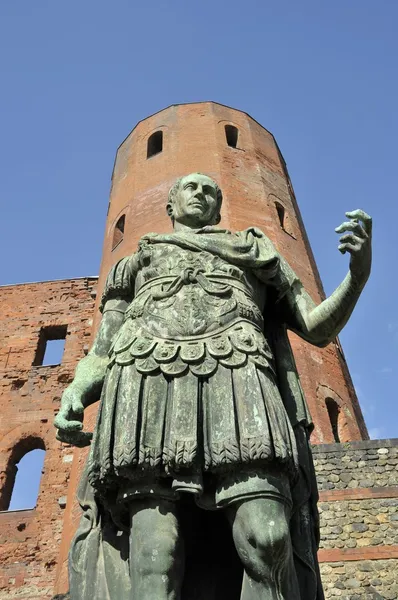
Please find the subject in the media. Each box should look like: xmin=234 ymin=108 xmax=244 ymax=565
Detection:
xmin=1 ymin=1 xmax=397 ymax=506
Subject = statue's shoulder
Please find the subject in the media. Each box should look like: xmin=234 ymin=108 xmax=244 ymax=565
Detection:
xmin=106 ymin=254 xmax=137 ymax=281
xmin=234 ymin=227 xmax=277 ymax=253
xmin=137 ymin=232 xmax=159 ymax=247
xmin=235 ymin=226 xmax=271 ymax=239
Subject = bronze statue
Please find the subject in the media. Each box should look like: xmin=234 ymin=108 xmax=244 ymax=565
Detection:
xmin=54 ymin=173 xmax=372 ymax=600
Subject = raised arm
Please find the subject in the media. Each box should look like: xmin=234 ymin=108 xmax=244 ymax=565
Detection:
xmin=54 ymin=298 xmax=128 ymax=446
xmin=284 ymin=210 xmax=372 ymax=347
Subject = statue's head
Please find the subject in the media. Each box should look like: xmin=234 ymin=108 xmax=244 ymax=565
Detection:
xmin=167 ymin=173 xmax=223 ymax=228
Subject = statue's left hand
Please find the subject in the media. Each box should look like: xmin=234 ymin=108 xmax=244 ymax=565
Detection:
xmin=335 ymin=209 xmax=372 ymax=283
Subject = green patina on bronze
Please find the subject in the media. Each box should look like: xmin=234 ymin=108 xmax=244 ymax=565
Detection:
xmin=55 ymin=173 xmax=372 ymax=600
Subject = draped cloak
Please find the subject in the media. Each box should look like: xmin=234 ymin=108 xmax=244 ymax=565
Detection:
xmin=69 ymin=226 xmax=324 ymax=600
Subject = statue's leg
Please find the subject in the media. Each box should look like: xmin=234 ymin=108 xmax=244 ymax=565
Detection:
xmin=226 ymin=497 xmax=299 ymax=600
xmin=129 ymin=498 xmax=184 ymax=600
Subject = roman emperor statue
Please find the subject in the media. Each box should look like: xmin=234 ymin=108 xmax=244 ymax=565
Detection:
xmin=55 ymin=173 xmax=372 ymax=600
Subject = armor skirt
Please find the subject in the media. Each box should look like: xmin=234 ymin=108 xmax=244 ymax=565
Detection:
xmin=87 ymin=358 xmax=299 ymax=494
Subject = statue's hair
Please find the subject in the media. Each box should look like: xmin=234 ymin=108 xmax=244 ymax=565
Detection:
xmin=167 ymin=173 xmax=223 ymax=223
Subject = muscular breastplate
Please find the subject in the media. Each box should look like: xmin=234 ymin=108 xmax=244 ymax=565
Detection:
xmin=108 ymin=245 xmax=274 ymax=377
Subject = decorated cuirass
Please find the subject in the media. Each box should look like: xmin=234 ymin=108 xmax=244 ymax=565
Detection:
xmin=108 ymin=243 xmax=275 ymax=377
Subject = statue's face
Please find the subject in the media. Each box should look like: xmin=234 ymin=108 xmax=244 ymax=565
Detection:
xmin=172 ymin=174 xmax=220 ymax=228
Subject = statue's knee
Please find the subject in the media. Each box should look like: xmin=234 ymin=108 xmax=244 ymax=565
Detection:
xmin=233 ymin=506 xmax=290 ymax=574
xmin=251 ymin=518 xmax=290 ymax=564
xmin=133 ymin=526 xmax=180 ymax=577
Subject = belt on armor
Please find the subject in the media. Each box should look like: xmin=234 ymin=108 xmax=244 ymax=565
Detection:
xmin=134 ymin=271 xmax=253 ymax=301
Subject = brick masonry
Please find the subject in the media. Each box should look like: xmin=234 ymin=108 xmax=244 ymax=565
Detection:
xmin=0 ymin=278 xmax=96 ymax=599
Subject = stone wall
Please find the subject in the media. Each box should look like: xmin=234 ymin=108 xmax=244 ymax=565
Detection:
xmin=319 ymin=497 xmax=398 ymax=549
xmin=0 ymin=278 xmax=97 ymax=599
xmin=315 ymin=439 xmax=398 ymax=491
xmin=314 ymin=439 xmax=398 ymax=599
xmin=320 ymin=560 xmax=398 ymax=600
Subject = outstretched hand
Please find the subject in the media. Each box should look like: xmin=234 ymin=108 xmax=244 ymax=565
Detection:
xmin=335 ymin=210 xmax=372 ymax=283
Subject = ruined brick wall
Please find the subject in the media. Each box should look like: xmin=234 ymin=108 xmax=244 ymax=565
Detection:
xmin=0 ymin=278 xmax=97 ymax=599
xmin=314 ymin=439 xmax=398 ymax=599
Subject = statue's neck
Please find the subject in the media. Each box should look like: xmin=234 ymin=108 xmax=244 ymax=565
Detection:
xmin=173 ymin=222 xmax=202 ymax=234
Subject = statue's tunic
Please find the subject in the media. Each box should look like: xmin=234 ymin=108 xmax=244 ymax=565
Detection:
xmin=87 ymin=228 xmax=302 ymax=509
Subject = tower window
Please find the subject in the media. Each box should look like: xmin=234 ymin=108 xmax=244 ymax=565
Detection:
xmin=112 ymin=214 xmax=125 ymax=250
xmin=33 ymin=325 xmax=67 ymax=367
xmin=326 ymin=398 xmax=341 ymax=443
xmin=275 ymin=202 xmax=285 ymax=229
xmin=225 ymin=125 xmax=239 ymax=148
xmin=147 ymin=131 xmax=163 ymax=158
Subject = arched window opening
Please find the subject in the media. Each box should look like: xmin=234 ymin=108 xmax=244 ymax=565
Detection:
xmin=147 ymin=131 xmax=163 ymax=158
xmin=326 ymin=398 xmax=341 ymax=443
xmin=275 ymin=201 xmax=285 ymax=229
xmin=225 ymin=125 xmax=239 ymax=148
xmin=0 ymin=438 xmax=45 ymax=511
xmin=112 ymin=214 xmax=125 ymax=250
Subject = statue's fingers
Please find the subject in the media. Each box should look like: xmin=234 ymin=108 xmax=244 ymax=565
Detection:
xmin=54 ymin=414 xmax=83 ymax=432
xmin=345 ymin=209 xmax=371 ymax=221
xmin=338 ymin=242 xmax=359 ymax=255
xmin=56 ymin=430 xmax=75 ymax=444
xmin=335 ymin=221 xmax=348 ymax=232
xmin=335 ymin=221 xmax=367 ymax=238
xmin=339 ymin=233 xmax=362 ymax=245
xmin=56 ymin=430 xmax=92 ymax=447
xmin=72 ymin=432 xmax=93 ymax=448
xmin=345 ymin=210 xmax=372 ymax=234
xmin=71 ymin=395 xmax=84 ymax=415
xmin=53 ymin=406 xmax=69 ymax=429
